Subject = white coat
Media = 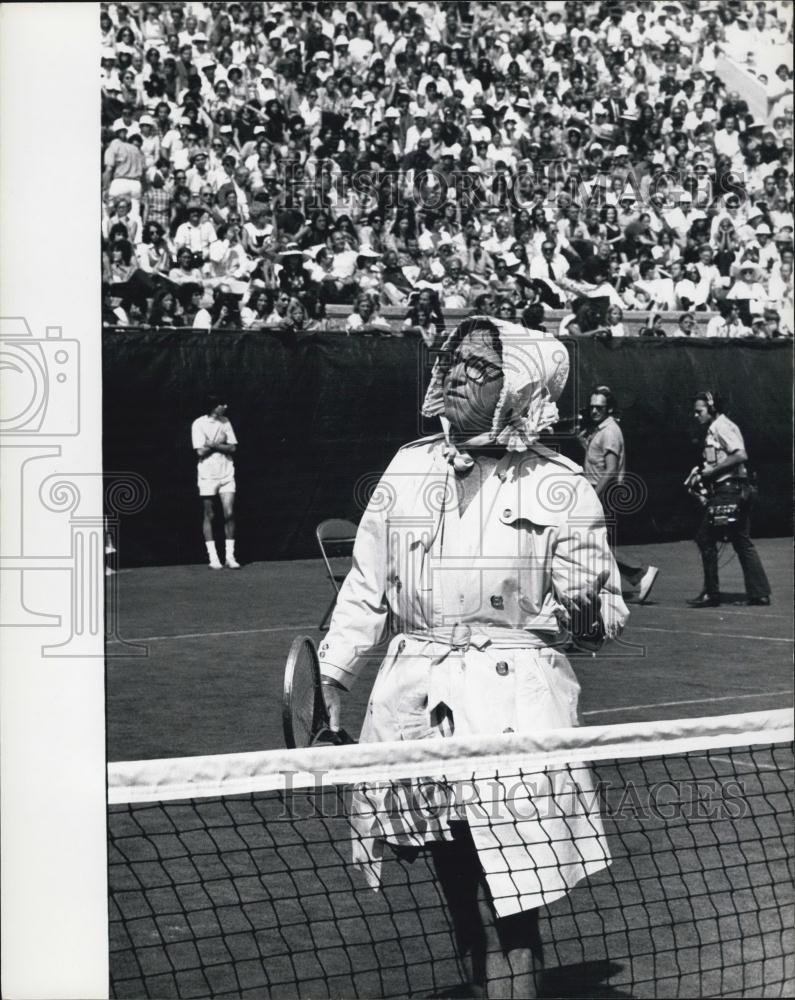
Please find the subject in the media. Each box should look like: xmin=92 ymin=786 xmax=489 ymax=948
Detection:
xmin=321 ymin=434 xmax=629 ymax=916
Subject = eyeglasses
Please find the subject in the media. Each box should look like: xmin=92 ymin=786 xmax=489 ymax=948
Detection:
xmin=454 ymin=356 xmax=502 ymax=385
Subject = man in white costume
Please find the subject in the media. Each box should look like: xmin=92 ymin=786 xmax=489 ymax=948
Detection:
xmin=320 ymin=316 xmax=629 ymax=997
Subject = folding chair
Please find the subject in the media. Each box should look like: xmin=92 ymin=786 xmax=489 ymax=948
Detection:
xmin=315 ymin=518 xmax=358 ymax=631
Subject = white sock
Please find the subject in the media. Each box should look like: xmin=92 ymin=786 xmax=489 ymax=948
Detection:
xmin=206 ymin=541 xmax=220 ymax=562
xmin=225 ymin=539 xmax=235 ymax=559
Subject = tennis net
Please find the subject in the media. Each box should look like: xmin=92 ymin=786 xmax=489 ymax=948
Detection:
xmin=108 ymin=709 xmax=794 ymax=999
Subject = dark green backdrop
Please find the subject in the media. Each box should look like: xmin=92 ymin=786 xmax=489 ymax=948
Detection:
xmin=103 ymin=330 xmax=792 ymax=567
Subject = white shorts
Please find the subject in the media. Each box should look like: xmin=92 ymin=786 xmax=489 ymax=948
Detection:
xmin=198 ymin=476 xmax=236 ymax=497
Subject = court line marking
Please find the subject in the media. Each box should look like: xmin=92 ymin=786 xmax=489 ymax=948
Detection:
xmin=582 ymin=691 xmax=794 ymax=717
xmin=643 ymin=603 xmax=792 ymax=622
xmin=710 ymin=755 xmax=780 ymax=772
xmin=629 ymin=625 xmax=793 ymax=643
xmin=108 ymin=622 xmax=794 ymax=647
xmin=107 ymin=623 xmax=317 ymax=644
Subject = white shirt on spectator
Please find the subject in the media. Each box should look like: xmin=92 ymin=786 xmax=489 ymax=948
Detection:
xmin=345 ymin=310 xmax=391 ymax=334
xmin=705 ymin=315 xmax=751 ymax=338
xmin=175 ymin=219 xmax=216 ymax=256
xmin=192 ymin=308 xmax=212 ymax=330
xmin=330 ymin=249 xmax=359 ymax=280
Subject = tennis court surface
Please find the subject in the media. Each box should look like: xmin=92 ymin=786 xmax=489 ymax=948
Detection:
xmin=106 ymin=539 xmax=793 ymax=998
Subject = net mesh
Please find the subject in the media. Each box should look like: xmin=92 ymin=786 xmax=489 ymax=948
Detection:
xmin=108 ymin=711 xmax=794 ymax=999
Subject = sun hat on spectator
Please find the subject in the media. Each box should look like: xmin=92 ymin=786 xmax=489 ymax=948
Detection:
xmin=751 ymin=315 xmax=766 ymax=329
xmin=313 ymin=50 xmax=331 ymax=61
xmin=514 ymin=96 xmax=531 ymax=110
xmin=304 ymin=245 xmax=328 ymax=261
xmin=773 ymin=229 xmax=792 ymax=243
xmin=736 ymin=261 xmax=765 ymax=281
xmin=755 ymin=223 xmax=772 ymax=235
xmin=190 ymin=149 xmax=208 ymax=162
xmin=111 ymin=119 xmax=128 ymax=133
xmin=334 ymin=36 xmax=349 ymax=47
xmin=362 ymin=91 xmax=376 ymax=104
xmin=116 ymin=43 xmax=135 ymax=56
xmin=680 ymin=191 xmax=693 ymax=203
xmin=613 ymin=145 xmax=629 ymax=158
xmin=384 ymin=107 xmax=400 ymax=119
xmin=279 ymin=243 xmax=304 ymax=260
xmin=357 ymin=246 xmax=381 ymax=260
xmin=193 ymin=31 xmax=208 ymax=43
xmin=101 ymin=47 xmax=116 ymax=62
xmin=498 ymin=253 xmax=522 ymax=270
xmin=139 ymin=114 xmax=155 ymax=127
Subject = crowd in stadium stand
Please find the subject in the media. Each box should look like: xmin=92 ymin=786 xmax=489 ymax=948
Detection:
xmin=101 ymin=0 xmax=794 ymax=339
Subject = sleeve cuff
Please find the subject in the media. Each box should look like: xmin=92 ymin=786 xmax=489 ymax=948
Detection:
xmin=318 ymin=662 xmax=355 ymax=691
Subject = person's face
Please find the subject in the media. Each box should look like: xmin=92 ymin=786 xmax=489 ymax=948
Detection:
xmin=680 ymin=315 xmax=695 ymax=333
xmin=542 ymin=242 xmax=554 ymax=259
xmin=589 ymin=393 xmax=609 ymax=423
xmin=443 ymin=326 xmax=504 ymax=438
xmin=693 ymin=399 xmax=712 ymax=425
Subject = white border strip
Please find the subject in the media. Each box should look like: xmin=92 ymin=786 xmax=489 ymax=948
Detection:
xmin=108 ymin=710 xmax=794 ymax=805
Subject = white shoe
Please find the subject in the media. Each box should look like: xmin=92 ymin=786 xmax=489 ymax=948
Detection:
xmin=225 ymin=556 xmax=241 ymax=569
xmin=209 ymin=558 xmax=223 ymax=570
xmin=637 ymin=566 xmax=660 ymax=603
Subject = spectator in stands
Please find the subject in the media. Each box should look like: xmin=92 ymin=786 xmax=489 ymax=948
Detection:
xmin=345 ymin=294 xmax=393 ymax=336
xmin=210 ymin=290 xmax=242 ymax=330
xmin=174 ymin=204 xmax=216 ymax=264
xmin=99 ymin=0 xmax=794 ymax=343
xmin=136 ymin=221 xmax=171 ymax=277
xmin=706 ymin=301 xmax=752 ymax=339
xmin=189 ymin=288 xmax=213 ymax=331
xmin=240 ymin=288 xmax=273 ymax=330
xmin=673 ymin=313 xmax=699 ymax=338
xmin=169 ymin=246 xmax=204 ymax=287
xmin=402 ymin=289 xmax=445 ymax=347
xmin=147 ymin=288 xmax=183 ymax=327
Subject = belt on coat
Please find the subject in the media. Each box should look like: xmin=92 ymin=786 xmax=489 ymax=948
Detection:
xmin=402 ymin=623 xmax=565 ymax=652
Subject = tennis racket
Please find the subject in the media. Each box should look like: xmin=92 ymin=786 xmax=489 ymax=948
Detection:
xmin=282 ymin=636 xmax=355 ymax=748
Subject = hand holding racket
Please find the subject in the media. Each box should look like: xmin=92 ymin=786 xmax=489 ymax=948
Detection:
xmin=282 ymin=636 xmax=356 ymax=748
